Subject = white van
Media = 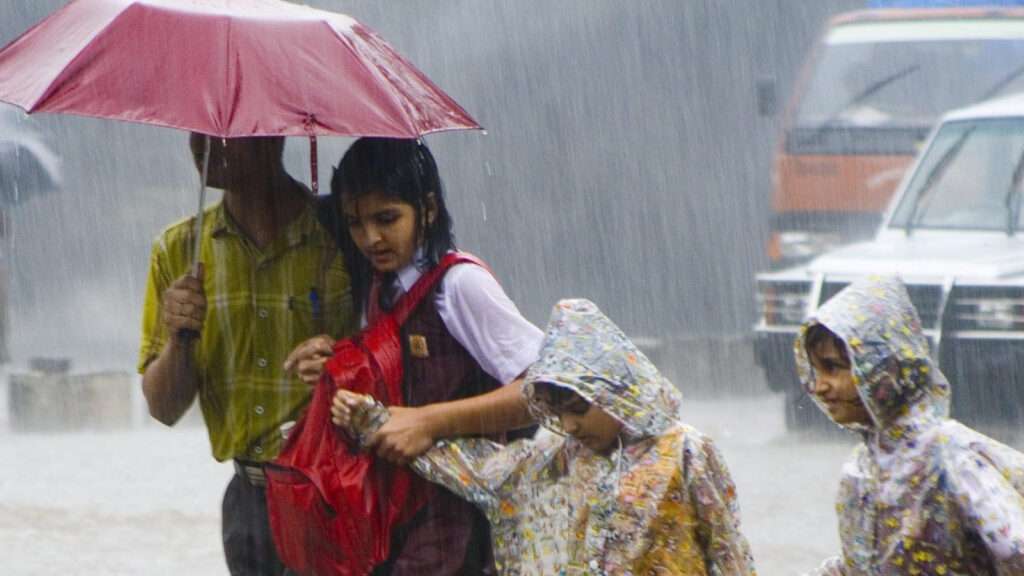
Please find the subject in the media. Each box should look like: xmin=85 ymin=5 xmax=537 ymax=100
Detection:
xmin=756 ymin=92 xmax=1024 ymax=428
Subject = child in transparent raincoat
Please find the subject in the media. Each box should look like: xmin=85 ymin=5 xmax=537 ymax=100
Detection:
xmin=333 ymin=299 xmax=756 ymax=575
xmin=796 ymin=276 xmax=1024 ymax=576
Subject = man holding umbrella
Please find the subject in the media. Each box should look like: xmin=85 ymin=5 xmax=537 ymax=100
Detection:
xmin=0 ymin=1 xmax=484 ymax=573
xmin=139 ymin=133 xmax=355 ymax=575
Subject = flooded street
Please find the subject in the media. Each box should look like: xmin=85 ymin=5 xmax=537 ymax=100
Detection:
xmin=6 ymin=385 xmax=1022 ymax=575
xmin=0 ymin=391 xmax=854 ymax=575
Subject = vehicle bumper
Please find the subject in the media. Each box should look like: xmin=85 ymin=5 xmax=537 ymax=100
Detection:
xmin=754 ymin=328 xmax=800 ymax=392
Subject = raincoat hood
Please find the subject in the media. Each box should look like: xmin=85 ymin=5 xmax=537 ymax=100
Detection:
xmin=796 ymin=278 xmax=1024 ymax=575
xmin=795 ymin=276 xmax=951 ymax=435
xmin=523 ymin=299 xmax=683 ymax=441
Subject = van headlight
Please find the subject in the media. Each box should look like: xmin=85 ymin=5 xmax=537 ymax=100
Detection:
xmin=955 ymin=297 xmax=1024 ymax=331
xmin=776 ymin=231 xmax=843 ymax=262
xmin=757 ymin=281 xmax=812 ymax=326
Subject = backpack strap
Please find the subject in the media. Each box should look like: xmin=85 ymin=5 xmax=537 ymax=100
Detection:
xmin=391 ymin=252 xmax=489 ymax=326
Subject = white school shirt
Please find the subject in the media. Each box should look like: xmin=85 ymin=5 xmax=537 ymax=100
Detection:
xmin=360 ymin=256 xmax=543 ymax=385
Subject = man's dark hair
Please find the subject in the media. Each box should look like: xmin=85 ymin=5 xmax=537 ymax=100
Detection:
xmin=330 ymin=137 xmax=455 ymax=315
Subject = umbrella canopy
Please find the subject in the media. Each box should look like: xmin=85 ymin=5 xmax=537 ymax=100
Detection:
xmin=0 ymin=0 xmax=482 ymax=265
xmin=0 ymin=0 xmax=481 ymax=138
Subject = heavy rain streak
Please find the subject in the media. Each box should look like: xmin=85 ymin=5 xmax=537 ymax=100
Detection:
xmin=5 ymin=1 xmax=1024 ymax=574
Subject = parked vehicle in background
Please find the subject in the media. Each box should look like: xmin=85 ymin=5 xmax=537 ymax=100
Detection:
xmin=0 ymin=105 xmax=60 ymax=207
xmin=0 ymin=103 xmax=61 ymax=363
xmin=756 ymin=92 xmax=1024 ymax=429
xmin=765 ymin=1 xmax=1024 ymax=268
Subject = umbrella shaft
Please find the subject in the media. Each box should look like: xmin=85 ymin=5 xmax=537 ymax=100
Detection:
xmin=190 ymin=135 xmax=211 ymax=275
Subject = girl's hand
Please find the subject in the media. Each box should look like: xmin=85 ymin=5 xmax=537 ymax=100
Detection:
xmin=331 ymin=389 xmax=366 ymax=428
xmin=366 ymin=406 xmax=437 ymax=466
xmin=283 ymin=334 xmax=336 ymax=385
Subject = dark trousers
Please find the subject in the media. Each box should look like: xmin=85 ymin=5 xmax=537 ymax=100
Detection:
xmin=222 ymin=474 xmax=287 ymax=576
xmin=370 ymin=488 xmax=496 ymax=576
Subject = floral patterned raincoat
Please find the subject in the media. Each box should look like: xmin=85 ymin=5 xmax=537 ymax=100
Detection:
xmin=349 ymin=299 xmax=755 ymax=575
xmin=795 ymin=277 xmax=1024 ymax=575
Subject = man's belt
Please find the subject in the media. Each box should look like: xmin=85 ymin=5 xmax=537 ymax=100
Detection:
xmin=233 ymin=459 xmax=268 ymax=487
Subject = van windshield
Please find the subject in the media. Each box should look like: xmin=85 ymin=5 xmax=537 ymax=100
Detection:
xmin=789 ymin=20 xmax=1024 ymax=154
xmin=890 ymin=119 xmax=1024 ymax=232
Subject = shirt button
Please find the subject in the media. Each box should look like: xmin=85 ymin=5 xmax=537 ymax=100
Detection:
xmin=254 ymin=405 xmax=265 ymax=415
xmin=257 ymin=358 xmax=268 ymax=368
xmin=258 ymin=308 xmax=269 ymax=319
xmin=254 ymin=446 xmax=263 ymax=455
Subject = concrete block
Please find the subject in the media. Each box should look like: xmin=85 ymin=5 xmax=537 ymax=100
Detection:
xmin=9 ymin=370 xmax=135 ymax=432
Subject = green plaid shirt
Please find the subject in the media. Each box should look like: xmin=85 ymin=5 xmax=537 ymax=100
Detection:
xmin=139 ymin=201 xmax=354 ymax=462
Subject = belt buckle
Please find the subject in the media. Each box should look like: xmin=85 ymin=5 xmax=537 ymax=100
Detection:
xmin=234 ymin=460 xmax=267 ymax=487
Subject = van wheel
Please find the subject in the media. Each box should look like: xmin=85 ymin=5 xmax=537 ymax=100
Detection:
xmin=950 ymin=364 xmax=1023 ymax=427
xmin=784 ymin=388 xmax=814 ymax=430
xmin=942 ymin=341 xmax=1024 ymax=427
xmin=784 ymin=388 xmax=834 ymax=432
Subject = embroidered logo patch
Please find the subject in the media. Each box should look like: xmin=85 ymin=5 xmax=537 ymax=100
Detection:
xmin=409 ymin=334 xmax=429 ymax=358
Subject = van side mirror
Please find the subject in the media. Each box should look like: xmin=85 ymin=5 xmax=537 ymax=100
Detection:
xmin=756 ymin=78 xmax=777 ymax=117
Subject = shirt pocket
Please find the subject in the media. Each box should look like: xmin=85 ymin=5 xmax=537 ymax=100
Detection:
xmin=287 ymin=293 xmax=322 ymax=338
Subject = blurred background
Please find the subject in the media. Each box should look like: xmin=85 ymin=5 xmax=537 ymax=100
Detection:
xmin=0 ymin=0 xmax=860 ymax=377
xmin=9 ymin=1 xmax=1017 ymax=574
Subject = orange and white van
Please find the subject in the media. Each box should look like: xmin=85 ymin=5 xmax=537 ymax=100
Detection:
xmin=768 ymin=5 xmax=1024 ymax=266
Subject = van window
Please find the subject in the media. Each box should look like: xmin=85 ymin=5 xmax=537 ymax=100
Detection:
xmin=789 ymin=20 xmax=1024 ymax=155
xmin=889 ymin=119 xmax=1024 ymax=231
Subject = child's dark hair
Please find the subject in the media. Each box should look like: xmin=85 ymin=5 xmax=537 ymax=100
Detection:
xmin=804 ymin=324 xmax=850 ymax=366
xmin=532 ymin=381 xmax=591 ymax=415
xmin=330 ymin=137 xmax=455 ymax=315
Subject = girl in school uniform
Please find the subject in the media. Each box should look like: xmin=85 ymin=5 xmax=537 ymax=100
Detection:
xmin=285 ymin=137 xmax=542 ymax=575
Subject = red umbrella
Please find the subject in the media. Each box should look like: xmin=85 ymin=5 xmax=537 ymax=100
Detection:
xmin=0 ymin=0 xmax=482 ymax=261
xmin=0 ymin=0 xmax=480 ymax=138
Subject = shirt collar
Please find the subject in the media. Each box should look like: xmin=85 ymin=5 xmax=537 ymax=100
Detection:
xmin=210 ymin=200 xmax=325 ymax=251
xmin=209 ymin=202 xmax=233 ymax=238
xmin=394 ymin=248 xmax=428 ymax=294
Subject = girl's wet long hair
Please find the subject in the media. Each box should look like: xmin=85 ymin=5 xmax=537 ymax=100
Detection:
xmin=330 ymin=137 xmax=455 ymax=316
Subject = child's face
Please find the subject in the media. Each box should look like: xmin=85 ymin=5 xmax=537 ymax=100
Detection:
xmin=543 ymin=389 xmax=623 ymax=454
xmin=807 ymin=338 xmax=872 ymax=426
xmin=342 ymin=191 xmax=429 ymax=274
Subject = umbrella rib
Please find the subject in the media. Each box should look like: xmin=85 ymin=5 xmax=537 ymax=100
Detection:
xmin=223 ymin=13 xmax=234 ymax=134
xmin=25 ymin=8 xmax=129 ymax=112
xmin=321 ymin=21 xmax=417 ymax=136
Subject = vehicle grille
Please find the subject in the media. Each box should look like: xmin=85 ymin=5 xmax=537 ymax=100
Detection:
xmin=757 ymin=281 xmax=812 ymax=326
xmin=819 ymin=282 xmax=943 ymax=330
xmin=950 ymin=286 xmax=1024 ymax=332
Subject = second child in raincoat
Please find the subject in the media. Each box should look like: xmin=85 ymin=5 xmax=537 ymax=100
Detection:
xmin=797 ymin=276 xmax=1024 ymax=575
xmin=335 ymin=299 xmax=756 ymax=575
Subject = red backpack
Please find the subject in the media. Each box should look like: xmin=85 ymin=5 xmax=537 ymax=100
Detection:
xmin=265 ymin=252 xmax=485 ymax=576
